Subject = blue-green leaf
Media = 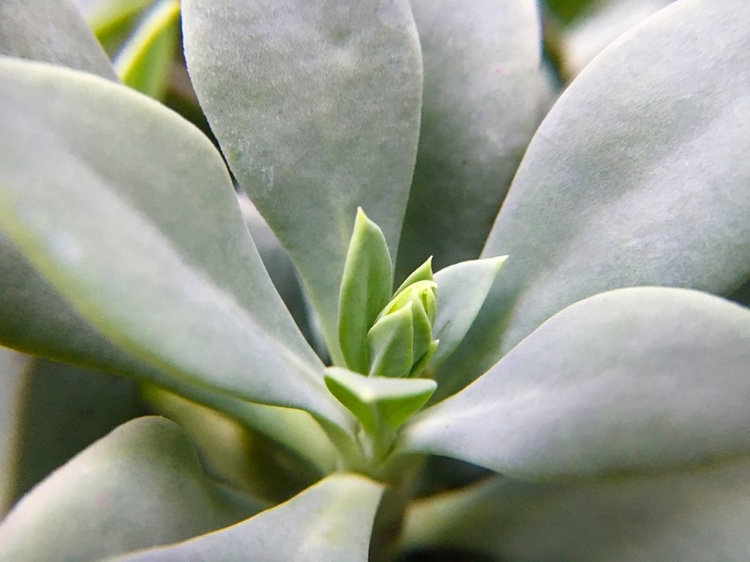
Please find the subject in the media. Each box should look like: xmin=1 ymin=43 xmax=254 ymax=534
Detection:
xmin=404 ymin=288 xmax=750 ymax=479
xmin=183 ymin=0 xmax=423 ymax=358
xmin=108 ymin=473 xmax=384 ymax=562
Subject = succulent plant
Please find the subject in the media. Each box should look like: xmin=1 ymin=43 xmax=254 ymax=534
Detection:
xmin=0 ymin=0 xmax=749 ymax=560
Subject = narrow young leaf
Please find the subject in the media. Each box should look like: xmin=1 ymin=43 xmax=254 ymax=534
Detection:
xmin=338 ymin=208 xmax=394 ymax=373
xmin=114 ymin=0 xmax=180 ymax=99
xmin=367 ymin=304 xmax=414 ymax=379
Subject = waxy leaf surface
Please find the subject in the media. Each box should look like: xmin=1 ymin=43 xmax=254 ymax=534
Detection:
xmin=405 ymin=288 xmax=750 ymax=478
xmin=0 ymin=58 xmax=349 ymax=429
xmin=438 ymin=0 xmax=750 ymax=390
xmin=109 ymin=473 xmax=383 ymax=562
xmin=183 ymin=0 xmax=423 ymax=357
xmin=403 ymin=459 xmax=750 ymax=562
xmin=397 ymin=0 xmax=543 ymax=277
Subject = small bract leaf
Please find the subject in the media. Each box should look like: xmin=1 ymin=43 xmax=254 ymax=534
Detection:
xmin=108 ymin=473 xmax=384 ymax=562
xmin=114 ymin=0 xmax=180 ymax=99
xmin=338 ymin=208 xmax=394 ymax=373
xmin=428 ymin=257 xmax=506 ymax=379
xmin=367 ymin=304 xmax=415 ymax=379
xmin=325 ymin=368 xmax=437 ymax=434
xmin=393 ymin=257 xmax=434 ymax=298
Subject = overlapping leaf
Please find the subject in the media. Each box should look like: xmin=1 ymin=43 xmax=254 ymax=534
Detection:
xmin=183 ymin=0 xmax=423 ymax=361
xmin=437 ymin=0 xmax=750 ymax=393
xmin=397 ymin=0 xmax=544 ymax=277
xmin=109 ymin=473 xmax=383 ymax=562
xmin=403 ymin=459 xmax=750 ymax=561
xmin=0 ymin=417 xmax=261 ymax=562
xmin=0 ymin=58 xmax=349 ymax=430
xmin=404 ymin=288 xmax=750 ymax=478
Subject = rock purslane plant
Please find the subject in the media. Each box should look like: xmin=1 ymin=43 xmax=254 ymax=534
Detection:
xmin=0 ymin=0 xmax=749 ymax=560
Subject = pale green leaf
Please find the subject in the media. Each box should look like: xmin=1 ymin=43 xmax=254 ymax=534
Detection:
xmin=439 ymin=0 xmax=750 ymax=391
xmin=403 ymin=459 xmax=750 ymax=562
xmin=404 ymin=288 xmax=750 ymax=479
xmin=367 ymin=305 xmax=414 ymax=379
xmin=0 ymin=58 xmax=349 ymax=430
xmin=183 ymin=0 xmax=423 ymax=360
xmin=0 ymin=0 xmax=116 ymax=79
xmin=338 ymin=208 xmax=394 ymax=373
xmin=114 ymin=0 xmax=180 ymax=99
xmin=0 ymin=417 xmax=261 ymax=562
xmin=324 ymin=367 xmax=436 ymax=435
xmin=76 ymin=0 xmax=154 ymax=37
xmin=396 ymin=0 xmax=543 ymax=277
xmin=428 ymin=257 xmax=506 ymax=382
xmin=108 ymin=473 xmax=384 ymax=562
xmin=393 ymin=257 xmax=434 ymax=299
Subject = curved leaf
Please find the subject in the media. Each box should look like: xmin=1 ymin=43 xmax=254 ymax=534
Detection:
xmin=439 ymin=0 xmax=750 ymax=391
xmin=397 ymin=0 xmax=543 ymax=277
xmin=404 ymin=288 xmax=750 ymax=479
xmin=0 ymin=417 xmax=261 ymax=562
xmin=108 ymin=473 xmax=384 ymax=562
xmin=114 ymin=0 xmax=180 ymax=99
xmin=183 ymin=0 xmax=423 ymax=359
xmin=0 ymin=0 xmax=115 ymax=79
xmin=0 ymin=58 xmax=348 ymax=429
xmin=403 ymin=459 xmax=750 ymax=562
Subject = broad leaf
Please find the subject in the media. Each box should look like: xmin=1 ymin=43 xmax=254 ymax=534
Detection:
xmin=0 ymin=0 xmax=116 ymax=79
xmin=438 ymin=0 xmax=750 ymax=391
xmin=404 ymin=288 xmax=750 ymax=479
xmin=108 ymin=473 xmax=384 ymax=562
xmin=114 ymin=0 xmax=180 ymax=99
xmin=0 ymin=58 xmax=348 ymax=430
xmin=183 ymin=0 xmax=423 ymax=359
xmin=0 ymin=417 xmax=261 ymax=562
xmin=403 ymin=459 xmax=750 ymax=562
xmin=338 ymin=209 xmax=394 ymax=373
xmin=397 ymin=0 xmax=543 ymax=277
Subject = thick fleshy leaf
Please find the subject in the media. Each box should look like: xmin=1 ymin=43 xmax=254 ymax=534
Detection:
xmin=338 ymin=209 xmax=394 ymax=372
xmin=0 ymin=417 xmax=261 ymax=562
xmin=0 ymin=0 xmax=116 ymax=79
xmin=0 ymin=58 xmax=352 ymax=428
xmin=108 ymin=473 xmax=384 ymax=562
xmin=438 ymin=0 xmax=750 ymax=390
xmin=404 ymin=288 xmax=750 ymax=479
xmin=324 ymin=367 xmax=436 ymax=436
xmin=1 ymin=356 xmax=143 ymax=512
xmin=403 ymin=459 xmax=750 ymax=562
xmin=565 ymin=0 xmax=674 ymax=75
xmin=183 ymin=0 xmax=423 ymax=359
xmin=114 ymin=0 xmax=180 ymax=99
xmin=428 ymin=257 xmax=505 ymax=381
xmin=396 ymin=0 xmax=543 ymax=278
xmin=0 ymin=236 xmax=338 ymax=469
